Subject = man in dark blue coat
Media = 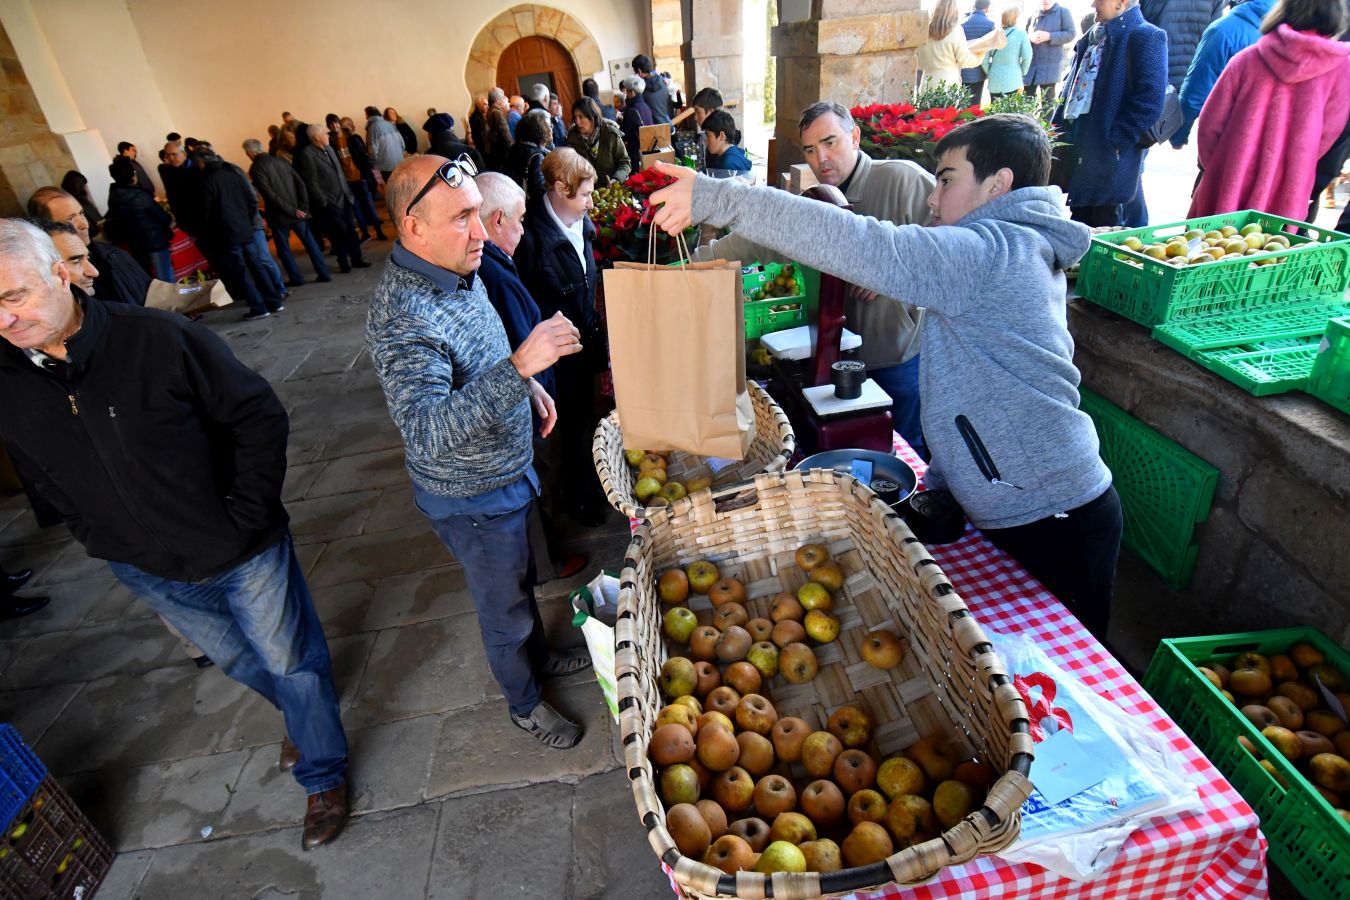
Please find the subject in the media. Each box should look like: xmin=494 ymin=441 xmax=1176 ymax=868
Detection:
xmin=473 ymin=173 xmax=586 ymax=580
xmin=961 ymin=0 xmax=996 ymax=105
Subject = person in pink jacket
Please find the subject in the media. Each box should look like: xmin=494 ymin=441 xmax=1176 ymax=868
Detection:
xmin=1189 ymin=0 xmax=1350 ymax=221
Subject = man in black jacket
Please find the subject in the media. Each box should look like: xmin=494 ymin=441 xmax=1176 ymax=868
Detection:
xmin=632 ymin=54 xmax=672 ymax=124
xmin=27 ymin=186 xmax=150 ymax=305
xmin=0 ymin=218 xmax=349 ymax=848
xmin=296 ymin=125 xmax=369 ymax=274
xmin=244 ymin=139 xmax=332 ymax=284
xmin=195 ymin=147 xmax=284 ymax=320
xmin=116 ymin=142 xmax=156 ymax=196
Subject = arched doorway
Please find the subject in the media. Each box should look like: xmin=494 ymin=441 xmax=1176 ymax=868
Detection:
xmin=497 ymin=36 xmax=579 ymax=121
xmin=464 ymin=5 xmax=604 ymax=122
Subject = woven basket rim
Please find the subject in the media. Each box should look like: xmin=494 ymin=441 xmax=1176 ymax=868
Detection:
xmin=615 ymin=470 xmax=1034 ymax=899
xmin=593 ymin=381 xmax=795 ymax=520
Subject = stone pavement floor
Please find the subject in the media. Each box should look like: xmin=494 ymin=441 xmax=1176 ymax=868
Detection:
xmin=0 ymin=240 xmax=675 ymax=899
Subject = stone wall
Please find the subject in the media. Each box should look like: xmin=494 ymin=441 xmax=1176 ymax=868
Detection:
xmin=0 ymin=21 xmax=75 ymax=217
xmin=1069 ymin=302 xmax=1350 ymax=649
xmin=770 ymin=0 xmax=927 ymax=174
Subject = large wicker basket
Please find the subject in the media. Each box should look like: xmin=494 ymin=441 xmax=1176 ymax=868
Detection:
xmin=593 ymin=381 xmax=795 ymax=519
xmin=615 ymin=469 xmax=1034 ymax=899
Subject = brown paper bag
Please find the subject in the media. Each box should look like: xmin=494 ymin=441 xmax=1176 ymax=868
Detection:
xmin=603 ymin=257 xmax=754 ymax=459
xmin=144 ymin=278 xmax=234 ymax=315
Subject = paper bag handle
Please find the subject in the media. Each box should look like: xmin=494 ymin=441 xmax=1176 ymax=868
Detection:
xmin=647 ymin=223 xmax=692 ymax=267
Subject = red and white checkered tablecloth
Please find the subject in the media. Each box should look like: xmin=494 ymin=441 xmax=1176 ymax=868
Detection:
xmin=844 ymin=437 xmax=1268 ymax=899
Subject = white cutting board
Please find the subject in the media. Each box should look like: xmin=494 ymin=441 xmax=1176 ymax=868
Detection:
xmin=761 ymin=326 xmax=862 ymax=362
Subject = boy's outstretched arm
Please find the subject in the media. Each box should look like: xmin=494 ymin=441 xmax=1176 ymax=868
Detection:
xmin=650 ymin=162 xmax=985 ymax=316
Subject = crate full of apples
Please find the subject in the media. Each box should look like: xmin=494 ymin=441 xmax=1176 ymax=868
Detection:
xmin=615 ymin=469 xmax=1033 ymax=899
xmin=1143 ymin=626 xmax=1350 ymax=899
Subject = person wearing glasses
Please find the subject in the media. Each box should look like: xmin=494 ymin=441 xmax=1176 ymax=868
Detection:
xmin=366 ymin=154 xmax=592 ymax=751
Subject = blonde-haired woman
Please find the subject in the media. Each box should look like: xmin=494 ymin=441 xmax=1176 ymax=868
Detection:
xmin=918 ymin=0 xmax=1007 ymax=89
xmin=983 ymin=6 xmax=1035 ymax=99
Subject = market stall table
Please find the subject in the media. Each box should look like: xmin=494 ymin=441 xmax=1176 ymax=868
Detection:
xmin=646 ymin=435 xmax=1268 ymax=899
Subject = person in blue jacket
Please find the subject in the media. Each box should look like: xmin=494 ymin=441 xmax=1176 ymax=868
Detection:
xmin=1171 ymin=0 xmax=1274 ymax=148
xmin=702 ymin=110 xmax=752 ymax=174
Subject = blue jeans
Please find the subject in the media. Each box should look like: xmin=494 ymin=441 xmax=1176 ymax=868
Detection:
xmin=248 ymin=229 xmax=288 ymax=297
xmin=271 ymin=219 xmax=332 ymax=282
xmin=348 ymin=181 xmax=382 ymax=236
xmin=869 ymin=354 xmax=927 ymax=460
xmin=416 ymin=492 xmax=547 ymax=716
xmin=1120 ymin=149 xmax=1149 ymax=228
xmin=109 ymin=536 xmax=347 ymax=794
xmin=149 ymin=248 xmax=174 ymax=282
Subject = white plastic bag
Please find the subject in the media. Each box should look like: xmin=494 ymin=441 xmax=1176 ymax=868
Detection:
xmin=570 ymin=571 xmax=620 ymax=722
xmin=990 ymin=630 xmax=1202 ymax=881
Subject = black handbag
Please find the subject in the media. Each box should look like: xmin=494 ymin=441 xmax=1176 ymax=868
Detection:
xmin=1137 ymin=83 xmax=1182 ymax=149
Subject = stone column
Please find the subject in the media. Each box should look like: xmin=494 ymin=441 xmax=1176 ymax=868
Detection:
xmin=651 ymin=0 xmax=686 ymax=79
xmin=687 ymin=0 xmax=745 ymax=128
xmin=0 ymin=20 xmax=76 ymax=216
xmin=770 ymin=0 xmax=928 ymax=173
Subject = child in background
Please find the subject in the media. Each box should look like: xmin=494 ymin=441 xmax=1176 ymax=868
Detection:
xmin=701 ymin=110 xmax=751 ymax=174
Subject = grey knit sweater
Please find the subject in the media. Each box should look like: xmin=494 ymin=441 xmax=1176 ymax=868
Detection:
xmin=367 ymin=258 xmax=532 ymax=497
xmin=692 ymin=177 xmax=1112 ymax=530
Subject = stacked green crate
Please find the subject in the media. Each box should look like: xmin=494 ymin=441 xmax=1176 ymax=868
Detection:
xmin=1078 ymin=389 xmax=1219 ymax=589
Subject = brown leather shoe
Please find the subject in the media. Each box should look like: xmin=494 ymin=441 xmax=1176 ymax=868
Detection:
xmin=279 ymin=737 xmax=301 ymax=773
xmin=302 ymin=784 xmax=349 ymax=850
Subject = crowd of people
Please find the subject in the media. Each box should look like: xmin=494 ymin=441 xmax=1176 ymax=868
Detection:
xmin=918 ymin=0 xmax=1350 ymax=229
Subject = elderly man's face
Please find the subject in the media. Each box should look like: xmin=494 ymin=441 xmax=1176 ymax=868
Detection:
xmin=164 ymin=145 xmax=187 ymax=168
xmin=45 ymin=195 xmax=90 ymax=245
xmin=801 ymin=112 xmax=861 ymax=187
xmin=0 ymin=255 xmax=79 ymax=352
xmin=406 ymin=174 xmax=489 ymax=275
xmin=310 ymin=129 xmax=330 ymax=149
xmin=51 ymin=232 xmax=98 ymax=294
xmin=489 ymin=197 xmax=527 ymax=257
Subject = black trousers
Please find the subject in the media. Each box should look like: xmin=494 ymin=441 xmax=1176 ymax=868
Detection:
xmin=982 ymin=485 xmax=1123 ymax=639
xmin=964 ymin=79 xmax=985 ymax=106
xmin=1309 ymin=115 xmax=1350 ymax=222
xmin=319 ymin=202 xmax=364 ymax=269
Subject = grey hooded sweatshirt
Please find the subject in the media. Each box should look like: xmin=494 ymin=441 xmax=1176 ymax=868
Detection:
xmin=691 ymin=178 xmax=1112 ymax=530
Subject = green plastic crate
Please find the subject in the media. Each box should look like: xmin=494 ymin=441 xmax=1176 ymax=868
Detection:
xmin=1153 ymin=302 xmax=1350 ymax=355
xmin=1078 ymin=389 xmax=1218 ymax=589
xmin=1307 ymin=316 xmax=1350 ymax=415
xmin=1142 ymin=627 xmax=1350 ymax=900
xmin=741 ymin=263 xmax=819 ymax=339
xmin=1192 ymin=338 xmax=1320 ymax=396
xmin=1076 ymin=210 xmax=1350 ymax=327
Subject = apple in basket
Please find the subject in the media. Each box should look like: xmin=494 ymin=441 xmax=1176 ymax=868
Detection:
xmin=795 ymin=543 xmax=831 ymax=571
xmin=799 ymin=779 xmax=846 ymax=826
xmin=660 ymin=764 xmax=701 ymax=806
xmin=753 ymin=774 xmax=797 ymax=819
xmin=768 ymin=811 xmax=817 ymax=845
xmin=907 ymin=735 xmax=957 ymax=782
xmin=686 ymin=560 xmax=720 ymax=593
xmin=771 ymin=717 xmax=811 ymax=763
xmin=828 ymin=705 xmax=874 ymax=749
xmin=842 ymin=821 xmax=893 ymax=867
xmin=746 ymin=618 xmax=774 ymax=643
xmin=861 ymin=629 xmax=905 ymax=669
xmin=848 ymin=789 xmax=889 ymax=826
xmin=659 ymin=657 xmax=698 ymax=699
xmin=658 ymin=569 xmax=690 ymax=604
xmin=705 ymin=834 xmax=756 ymax=874
xmin=876 ymin=756 xmax=927 ymax=800
xmin=800 ymin=732 xmax=844 ymax=779
xmin=706 ymin=685 xmax=741 ymax=717
xmin=694 ymin=660 xmax=721 ymax=697
xmin=673 ymin=694 xmax=702 ymax=718
xmin=655 ymin=703 xmax=697 ymax=736
xmin=754 ymin=839 xmax=807 ymax=874
xmin=696 ymin=799 xmax=729 ymax=840
xmin=735 ymin=693 xmax=779 ymax=736
xmin=736 ymin=732 xmax=776 ymax=777
xmin=667 ymin=803 xmax=712 ymax=859
xmin=769 ymin=592 xmax=805 ymax=623
xmin=709 ymin=577 xmax=748 ymax=607
xmin=809 ymin=561 xmax=846 ymax=593
xmin=803 ymin=609 xmax=840 ymax=644
xmin=711 ymin=766 xmax=756 ymax=813
xmin=771 ymin=620 xmax=806 ymax=648
xmin=796 ymin=582 xmax=832 ymax=611
xmin=650 ymin=723 xmax=696 ymax=767
xmin=886 ymin=793 xmax=938 ymax=844
xmin=800 ymin=838 xmax=843 ymax=873
xmin=689 ymin=626 xmax=721 ymax=663
xmin=779 ymin=642 xmax=819 ymax=683
xmin=723 ymin=660 xmax=761 ymax=695
xmin=834 ymin=749 xmax=879 ymax=795
xmin=728 ymin=816 xmax=771 ymax=851
xmin=747 ymin=641 xmax=779 ymax=679
xmin=663 ymin=607 xmax=698 ymax=644
xmin=634 ymin=476 xmax=663 ymax=502
xmin=697 ymin=722 xmax=741 ymax=771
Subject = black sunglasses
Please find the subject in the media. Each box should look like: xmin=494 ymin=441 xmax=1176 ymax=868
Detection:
xmin=404 ymin=154 xmax=479 ymax=217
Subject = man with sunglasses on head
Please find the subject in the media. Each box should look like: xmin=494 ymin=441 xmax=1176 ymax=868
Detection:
xmin=367 ymin=154 xmax=593 ymax=751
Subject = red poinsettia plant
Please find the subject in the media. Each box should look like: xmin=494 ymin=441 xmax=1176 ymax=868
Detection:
xmin=624 ymin=167 xmax=679 ymax=196
xmin=851 ymin=103 xmax=985 ymax=172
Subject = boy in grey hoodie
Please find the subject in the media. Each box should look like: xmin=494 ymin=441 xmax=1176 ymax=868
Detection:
xmin=649 ymin=114 xmax=1122 ymax=637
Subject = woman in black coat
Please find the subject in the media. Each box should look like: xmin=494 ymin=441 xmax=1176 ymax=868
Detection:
xmin=104 ymin=156 xmax=174 ymax=281
xmin=515 ymin=148 xmax=606 ymax=526
xmin=484 ymin=107 xmax=514 ymax=174
xmin=505 ymin=112 xmax=551 ymax=202
xmin=386 ymin=108 xmax=418 ymax=155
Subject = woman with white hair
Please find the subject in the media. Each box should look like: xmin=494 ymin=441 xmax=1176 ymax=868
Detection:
xmin=618 ymin=75 xmax=653 ymax=172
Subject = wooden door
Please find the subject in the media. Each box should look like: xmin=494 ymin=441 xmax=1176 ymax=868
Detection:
xmin=497 ymin=36 xmax=579 ymax=127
